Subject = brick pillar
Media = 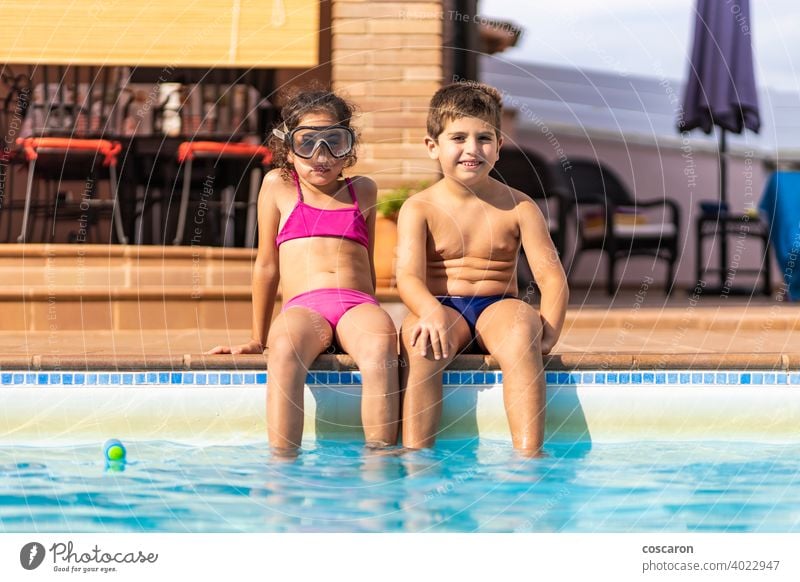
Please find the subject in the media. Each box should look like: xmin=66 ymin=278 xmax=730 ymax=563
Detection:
xmin=331 ymin=1 xmax=443 ymax=190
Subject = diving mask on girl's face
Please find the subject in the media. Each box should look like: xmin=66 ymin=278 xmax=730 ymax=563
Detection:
xmin=272 ymin=125 xmax=355 ymax=159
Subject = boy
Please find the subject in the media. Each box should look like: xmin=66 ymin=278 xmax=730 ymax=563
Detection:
xmin=396 ymin=82 xmax=568 ymax=456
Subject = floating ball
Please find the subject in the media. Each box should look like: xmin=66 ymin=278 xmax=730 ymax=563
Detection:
xmin=103 ymin=439 xmax=127 ymax=462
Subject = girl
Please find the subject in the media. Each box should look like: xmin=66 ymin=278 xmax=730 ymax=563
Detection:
xmin=208 ymin=89 xmax=399 ymax=454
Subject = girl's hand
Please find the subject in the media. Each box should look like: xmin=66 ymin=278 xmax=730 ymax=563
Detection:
xmin=410 ymin=305 xmax=452 ymax=360
xmin=206 ymin=339 xmax=265 ymax=355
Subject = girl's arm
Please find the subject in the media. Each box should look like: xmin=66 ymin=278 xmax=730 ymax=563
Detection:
xmin=353 ymin=176 xmax=379 ymax=291
xmin=207 ymin=172 xmax=282 ymax=354
xmin=249 ymin=173 xmax=282 ymax=350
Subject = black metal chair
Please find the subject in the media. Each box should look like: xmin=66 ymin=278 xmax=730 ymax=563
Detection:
xmin=0 ymin=66 xmax=31 ymax=242
xmin=556 ymin=159 xmax=680 ymax=295
xmin=13 ymin=65 xmax=128 ymax=243
xmin=170 ymin=68 xmax=274 ymax=247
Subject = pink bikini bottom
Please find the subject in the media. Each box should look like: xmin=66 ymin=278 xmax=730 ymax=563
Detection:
xmin=282 ymin=288 xmax=379 ymax=331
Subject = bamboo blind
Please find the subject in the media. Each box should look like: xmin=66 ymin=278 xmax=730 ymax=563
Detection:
xmin=0 ymin=0 xmax=319 ymax=67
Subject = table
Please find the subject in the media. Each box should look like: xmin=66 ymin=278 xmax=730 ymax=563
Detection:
xmin=695 ymin=212 xmax=771 ymax=296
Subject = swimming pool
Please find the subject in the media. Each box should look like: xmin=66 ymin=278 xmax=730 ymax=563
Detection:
xmin=2 ymin=439 xmax=799 ymax=532
xmin=2 ymin=365 xmax=799 ymax=532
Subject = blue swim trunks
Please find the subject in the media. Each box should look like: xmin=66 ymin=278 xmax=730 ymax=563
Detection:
xmin=436 ymin=294 xmax=510 ymax=338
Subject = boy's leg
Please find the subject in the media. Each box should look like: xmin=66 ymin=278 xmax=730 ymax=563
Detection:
xmin=474 ymin=299 xmax=545 ymax=455
xmin=336 ymin=303 xmax=401 ymax=447
xmin=400 ymin=310 xmax=472 ymax=449
xmin=266 ymin=308 xmax=333 ymax=453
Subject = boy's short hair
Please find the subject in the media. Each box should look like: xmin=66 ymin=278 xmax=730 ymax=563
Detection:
xmin=426 ymin=82 xmax=503 ymax=140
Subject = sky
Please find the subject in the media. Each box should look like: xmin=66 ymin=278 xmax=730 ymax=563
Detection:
xmin=479 ymin=0 xmax=800 ymax=93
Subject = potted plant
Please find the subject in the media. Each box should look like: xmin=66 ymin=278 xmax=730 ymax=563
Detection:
xmin=373 ymin=183 xmax=425 ymax=288
xmin=376 ymin=186 xmax=414 ymax=221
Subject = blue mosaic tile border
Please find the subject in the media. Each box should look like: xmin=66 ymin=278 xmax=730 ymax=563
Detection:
xmin=1 ymin=370 xmax=799 ymax=386
xmin=542 ymin=371 xmax=800 ymax=386
xmin=0 ymin=371 xmax=266 ymax=386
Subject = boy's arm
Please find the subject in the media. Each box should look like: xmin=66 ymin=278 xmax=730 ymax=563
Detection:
xmin=207 ymin=172 xmax=282 ymax=355
xmin=396 ymin=199 xmax=453 ymax=359
xmin=518 ymin=198 xmax=569 ymax=354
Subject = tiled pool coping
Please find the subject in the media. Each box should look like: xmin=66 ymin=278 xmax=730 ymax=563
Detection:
xmin=2 ymin=369 xmax=800 ymax=386
xmin=1 ymin=352 xmax=799 ymax=371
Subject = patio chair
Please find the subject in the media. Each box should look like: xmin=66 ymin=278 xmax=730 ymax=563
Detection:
xmin=170 ymin=68 xmax=273 ymax=246
xmin=14 ymin=65 xmax=128 ymax=243
xmin=1 ymin=67 xmax=31 ymax=241
xmin=174 ymin=141 xmax=272 ymax=247
xmin=556 ymin=159 xmax=680 ymax=295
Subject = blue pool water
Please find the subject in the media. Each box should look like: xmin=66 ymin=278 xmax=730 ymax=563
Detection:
xmin=2 ymin=440 xmax=799 ymax=533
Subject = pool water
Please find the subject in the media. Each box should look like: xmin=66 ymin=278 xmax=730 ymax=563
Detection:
xmin=2 ymin=440 xmax=799 ymax=533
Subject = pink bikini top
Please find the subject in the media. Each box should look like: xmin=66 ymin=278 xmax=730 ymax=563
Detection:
xmin=275 ymin=171 xmax=369 ymax=248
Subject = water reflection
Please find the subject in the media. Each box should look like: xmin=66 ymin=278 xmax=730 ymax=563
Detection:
xmin=5 ymin=440 xmax=793 ymax=533
xmin=250 ymin=439 xmax=591 ymax=532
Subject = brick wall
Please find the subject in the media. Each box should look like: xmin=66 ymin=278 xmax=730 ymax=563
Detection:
xmin=331 ymin=1 xmax=444 ymax=190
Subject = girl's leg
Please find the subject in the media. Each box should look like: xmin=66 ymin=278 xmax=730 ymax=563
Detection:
xmin=267 ymin=307 xmax=333 ymax=453
xmin=474 ymin=299 xmax=545 ymax=456
xmin=336 ymin=303 xmax=400 ymax=447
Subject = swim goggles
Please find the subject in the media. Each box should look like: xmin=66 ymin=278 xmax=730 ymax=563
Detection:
xmin=272 ymin=125 xmax=355 ymax=159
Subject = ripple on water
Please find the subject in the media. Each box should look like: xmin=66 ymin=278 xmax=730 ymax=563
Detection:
xmin=1 ymin=440 xmax=799 ymax=532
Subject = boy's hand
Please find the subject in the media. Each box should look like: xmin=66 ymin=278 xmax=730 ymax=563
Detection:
xmin=206 ymin=339 xmax=265 ymax=355
xmin=540 ymin=330 xmax=557 ymax=356
xmin=410 ymin=305 xmax=452 ymax=360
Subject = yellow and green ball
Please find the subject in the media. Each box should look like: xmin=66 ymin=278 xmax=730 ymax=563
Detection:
xmin=103 ymin=439 xmax=127 ymax=462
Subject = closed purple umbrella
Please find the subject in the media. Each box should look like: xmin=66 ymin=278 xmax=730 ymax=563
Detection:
xmin=678 ymin=0 xmax=761 ymax=291
xmin=679 ymin=0 xmax=760 ymax=139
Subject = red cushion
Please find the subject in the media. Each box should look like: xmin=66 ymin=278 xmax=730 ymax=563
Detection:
xmin=16 ymin=137 xmax=122 ymax=166
xmin=178 ymin=141 xmax=272 ymax=165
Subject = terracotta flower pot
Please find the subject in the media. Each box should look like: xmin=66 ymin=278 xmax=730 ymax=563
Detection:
xmin=373 ymin=215 xmax=398 ymax=289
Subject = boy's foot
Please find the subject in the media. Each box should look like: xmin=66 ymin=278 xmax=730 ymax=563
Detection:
xmin=269 ymin=446 xmax=301 ymax=461
xmin=515 ymin=448 xmax=549 ymax=459
xmin=365 ymin=443 xmax=414 ymax=457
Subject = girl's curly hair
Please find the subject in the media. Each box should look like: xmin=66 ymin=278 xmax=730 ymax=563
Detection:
xmin=268 ymin=86 xmax=359 ymax=180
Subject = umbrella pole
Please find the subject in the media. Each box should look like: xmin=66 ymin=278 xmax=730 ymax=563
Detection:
xmin=719 ymin=127 xmax=728 ymax=289
xmin=719 ymin=128 xmax=727 ymax=206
